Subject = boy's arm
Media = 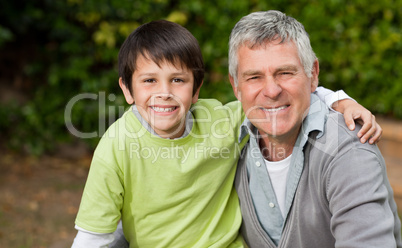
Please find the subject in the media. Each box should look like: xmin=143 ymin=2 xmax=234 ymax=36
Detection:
xmin=315 ymin=86 xmax=382 ymax=144
xmin=72 ymin=222 xmax=129 ymax=248
xmin=71 ymin=228 xmax=115 ymax=248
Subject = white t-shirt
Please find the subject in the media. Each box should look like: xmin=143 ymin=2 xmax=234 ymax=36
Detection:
xmin=264 ymin=155 xmax=292 ymax=218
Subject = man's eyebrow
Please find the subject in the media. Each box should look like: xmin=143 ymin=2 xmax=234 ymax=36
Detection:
xmin=241 ymin=70 xmax=263 ymax=77
xmin=276 ymin=65 xmax=298 ymax=72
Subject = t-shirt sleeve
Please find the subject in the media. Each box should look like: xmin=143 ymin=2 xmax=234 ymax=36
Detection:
xmin=75 ymin=141 xmax=125 ymax=233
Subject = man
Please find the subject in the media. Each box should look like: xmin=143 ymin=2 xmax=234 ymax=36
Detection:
xmin=229 ymin=10 xmax=402 ymax=248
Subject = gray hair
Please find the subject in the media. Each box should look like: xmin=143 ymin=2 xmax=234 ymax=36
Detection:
xmin=228 ymin=10 xmax=317 ymax=85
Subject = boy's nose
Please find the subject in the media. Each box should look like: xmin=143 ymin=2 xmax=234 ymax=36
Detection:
xmin=157 ymin=93 xmax=173 ymax=100
xmin=156 ymin=82 xmax=173 ymax=100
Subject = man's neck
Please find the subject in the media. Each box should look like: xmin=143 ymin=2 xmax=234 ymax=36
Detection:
xmin=258 ymin=130 xmax=299 ymax=162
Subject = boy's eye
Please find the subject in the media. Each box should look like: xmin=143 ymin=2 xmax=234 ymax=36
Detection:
xmin=172 ymin=78 xmax=184 ymax=83
xmin=144 ymin=79 xmax=156 ymax=83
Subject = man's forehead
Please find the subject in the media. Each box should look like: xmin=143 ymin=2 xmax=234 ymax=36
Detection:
xmin=237 ymin=46 xmax=301 ymax=72
xmin=242 ymin=39 xmax=296 ymax=50
xmin=237 ymin=41 xmax=298 ymax=59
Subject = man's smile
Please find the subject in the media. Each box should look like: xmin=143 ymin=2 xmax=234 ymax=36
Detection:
xmin=261 ymin=105 xmax=289 ymax=113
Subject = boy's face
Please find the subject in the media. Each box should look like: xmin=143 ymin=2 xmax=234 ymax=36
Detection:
xmin=120 ymin=55 xmax=201 ymax=139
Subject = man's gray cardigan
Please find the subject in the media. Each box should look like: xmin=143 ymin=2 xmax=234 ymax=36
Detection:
xmin=235 ymin=102 xmax=402 ymax=247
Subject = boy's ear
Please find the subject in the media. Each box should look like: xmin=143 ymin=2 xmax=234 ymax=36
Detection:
xmin=192 ymin=81 xmax=203 ymax=104
xmin=119 ymin=77 xmax=135 ymax=104
xmin=229 ymin=74 xmax=240 ymax=100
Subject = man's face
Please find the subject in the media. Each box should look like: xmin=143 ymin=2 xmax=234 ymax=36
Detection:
xmin=230 ymin=41 xmax=319 ymax=141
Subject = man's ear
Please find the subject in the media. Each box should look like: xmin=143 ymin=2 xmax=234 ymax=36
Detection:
xmin=310 ymin=60 xmax=320 ymax=93
xmin=229 ymin=74 xmax=241 ymax=100
xmin=192 ymin=81 xmax=203 ymax=104
xmin=119 ymin=77 xmax=135 ymax=104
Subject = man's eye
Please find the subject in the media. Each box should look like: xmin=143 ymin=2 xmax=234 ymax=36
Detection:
xmin=247 ymin=76 xmax=259 ymax=81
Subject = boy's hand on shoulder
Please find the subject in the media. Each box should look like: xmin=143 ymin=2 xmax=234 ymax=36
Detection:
xmin=333 ymin=99 xmax=382 ymax=144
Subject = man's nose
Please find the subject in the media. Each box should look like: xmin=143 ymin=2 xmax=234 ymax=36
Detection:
xmin=261 ymin=78 xmax=282 ymax=99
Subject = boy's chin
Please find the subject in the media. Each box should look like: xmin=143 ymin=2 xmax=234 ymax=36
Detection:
xmin=151 ymin=123 xmax=186 ymax=139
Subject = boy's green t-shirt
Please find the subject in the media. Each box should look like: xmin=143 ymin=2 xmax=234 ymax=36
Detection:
xmin=75 ymin=99 xmax=248 ymax=247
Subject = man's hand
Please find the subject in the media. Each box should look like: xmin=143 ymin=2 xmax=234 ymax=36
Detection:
xmin=332 ymin=99 xmax=382 ymax=144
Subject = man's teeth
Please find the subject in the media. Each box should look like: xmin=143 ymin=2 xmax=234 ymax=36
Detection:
xmin=263 ymin=106 xmax=287 ymax=112
xmin=152 ymin=106 xmax=176 ymax=112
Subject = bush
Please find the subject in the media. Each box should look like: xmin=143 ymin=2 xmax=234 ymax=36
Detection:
xmin=0 ymin=0 xmax=401 ymax=154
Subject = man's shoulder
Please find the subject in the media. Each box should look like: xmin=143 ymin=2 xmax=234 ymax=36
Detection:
xmin=325 ymin=111 xmax=359 ymax=142
xmin=307 ymin=111 xmax=385 ymax=186
xmin=314 ymin=110 xmax=381 ymax=157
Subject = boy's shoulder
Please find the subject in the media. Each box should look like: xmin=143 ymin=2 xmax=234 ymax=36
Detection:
xmin=192 ymin=99 xmax=242 ymax=117
xmin=194 ymin=98 xmax=241 ymax=107
xmin=192 ymin=99 xmax=244 ymax=134
xmin=109 ymin=107 xmax=139 ymax=133
xmin=97 ymin=107 xmax=140 ymax=143
xmin=193 ymin=98 xmax=223 ymax=108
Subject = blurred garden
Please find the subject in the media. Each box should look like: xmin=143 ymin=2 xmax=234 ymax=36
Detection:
xmin=1 ymin=0 xmax=402 ymax=155
xmin=0 ymin=0 xmax=401 ymax=247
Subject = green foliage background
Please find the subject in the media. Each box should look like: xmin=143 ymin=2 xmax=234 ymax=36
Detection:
xmin=0 ymin=0 xmax=401 ymax=154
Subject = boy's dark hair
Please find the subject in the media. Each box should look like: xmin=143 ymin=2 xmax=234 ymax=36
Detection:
xmin=118 ymin=20 xmax=205 ymax=96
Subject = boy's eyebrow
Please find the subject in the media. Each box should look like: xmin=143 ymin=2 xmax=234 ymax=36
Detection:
xmin=137 ymin=72 xmax=157 ymax=78
xmin=170 ymin=72 xmax=191 ymax=76
xmin=137 ymin=71 xmax=191 ymax=77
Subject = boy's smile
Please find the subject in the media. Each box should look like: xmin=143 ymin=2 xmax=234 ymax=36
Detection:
xmin=120 ymin=54 xmax=201 ymax=139
xmin=150 ymin=106 xmax=177 ymax=113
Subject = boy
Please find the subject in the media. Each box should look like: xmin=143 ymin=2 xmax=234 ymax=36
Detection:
xmin=72 ymin=20 xmax=380 ymax=247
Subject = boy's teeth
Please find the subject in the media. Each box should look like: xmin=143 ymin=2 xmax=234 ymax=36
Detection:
xmin=263 ymin=106 xmax=287 ymax=112
xmin=152 ymin=106 xmax=175 ymax=112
